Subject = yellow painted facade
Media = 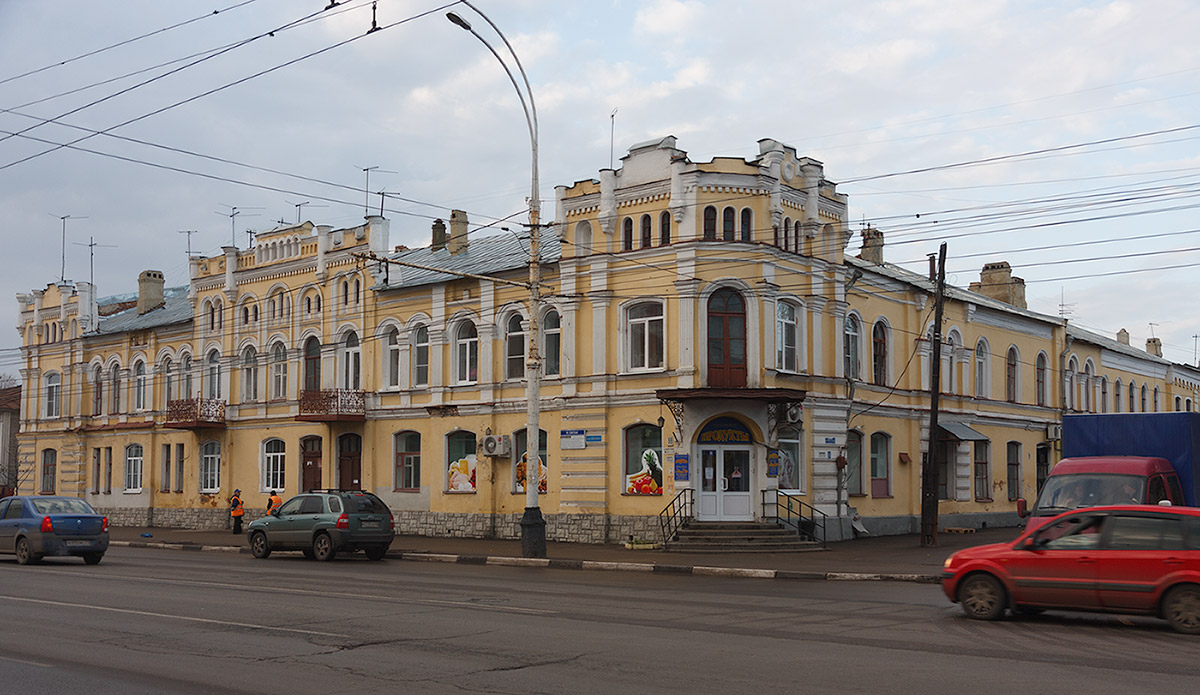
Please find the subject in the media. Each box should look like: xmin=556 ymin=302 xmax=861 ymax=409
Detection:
xmin=15 ymin=136 xmax=1200 ymax=542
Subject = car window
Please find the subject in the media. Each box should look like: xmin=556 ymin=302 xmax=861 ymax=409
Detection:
xmin=1 ymin=500 xmax=19 ymax=519
xmin=1147 ymin=477 xmax=1169 ymax=506
xmin=31 ymin=498 xmax=94 ymax=515
xmin=1107 ymin=515 xmax=1184 ymax=550
xmin=299 ymin=496 xmax=324 ymax=514
xmin=1167 ymin=477 xmax=1185 ymax=505
xmin=1038 ymin=514 xmax=1106 ymax=550
xmin=1185 ymin=518 xmax=1200 ymax=550
xmin=278 ymin=497 xmax=305 ymax=515
xmin=327 ymin=496 xmax=341 ymax=513
xmin=341 ymin=493 xmax=387 ymax=514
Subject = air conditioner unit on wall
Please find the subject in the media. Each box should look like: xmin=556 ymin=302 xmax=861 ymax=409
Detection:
xmin=1046 ymin=424 xmax=1062 ymax=441
xmin=482 ymin=434 xmax=511 ymax=457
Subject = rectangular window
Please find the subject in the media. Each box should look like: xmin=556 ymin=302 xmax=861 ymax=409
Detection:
xmin=394 ymin=432 xmax=420 ymax=492
xmin=200 ymin=443 xmax=220 ymax=493
xmin=161 ymin=444 xmax=172 ymax=492
xmin=624 ymin=424 xmax=663 ymax=496
xmin=92 ymin=448 xmax=101 ymax=494
xmin=974 ymin=441 xmax=990 ymax=501
xmin=124 ymin=445 xmax=144 ymax=492
xmin=1007 ymin=441 xmax=1021 ymax=501
xmin=777 ymin=303 xmax=798 ymax=372
xmin=40 ymin=449 xmax=56 ymax=494
xmin=628 ymin=303 xmax=664 ymax=371
xmin=870 ymin=433 xmax=890 ymax=497
xmin=845 ymin=432 xmax=864 ymax=496
xmin=264 ymin=442 xmax=286 ymax=491
xmin=777 ymin=429 xmax=804 ymax=493
xmin=175 ymin=443 xmax=185 ymax=492
xmin=104 ymin=447 xmax=113 ymax=494
xmin=413 ymin=327 xmax=429 ymax=387
xmin=446 ymin=432 xmax=477 ymax=492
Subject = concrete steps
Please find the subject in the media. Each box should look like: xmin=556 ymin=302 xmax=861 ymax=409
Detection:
xmin=666 ymin=521 xmax=823 ymax=553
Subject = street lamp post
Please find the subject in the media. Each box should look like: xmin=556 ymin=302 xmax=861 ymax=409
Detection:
xmin=447 ymin=7 xmax=546 ymax=558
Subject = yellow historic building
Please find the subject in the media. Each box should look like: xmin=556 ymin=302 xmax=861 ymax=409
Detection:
xmin=15 ymin=136 xmax=1200 ymax=542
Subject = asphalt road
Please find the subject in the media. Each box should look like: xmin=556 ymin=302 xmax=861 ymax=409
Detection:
xmin=1 ymin=546 xmax=1197 ymax=695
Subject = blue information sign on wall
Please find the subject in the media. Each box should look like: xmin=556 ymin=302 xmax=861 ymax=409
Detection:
xmin=674 ymin=453 xmax=689 ymax=481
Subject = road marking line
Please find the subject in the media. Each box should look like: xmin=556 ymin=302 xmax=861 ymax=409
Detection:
xmin=0 ymin=596 xmax=349 ymax=637
xmin=0 ymin=654 xmax=52 ymax=667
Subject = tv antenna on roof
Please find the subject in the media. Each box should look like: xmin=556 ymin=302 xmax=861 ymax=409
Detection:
xmin=178 ymin=230 xmax=198 ymax=258
xmin=355 ymin=165 xmax=396 ymax=216
xmin=1149 ymin=322 xmax=1159 ymax=338
xmin=50 ymin=213 xmax=87 ymax=282
xmin=286 ymin=200 xmax=327 ymax=224
xmin=216 ymin=205 xmax=263 ymax=247
xmin=73 ymin=236 xmax=117 ymax=288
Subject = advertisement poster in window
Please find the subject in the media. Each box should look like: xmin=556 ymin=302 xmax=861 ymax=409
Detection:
xmin=448 ymin=455 xmax=476 ymax=492
xmin=515 ymin=452 xmax=547 ymax=493
xmin=626 ymin=449 xmax=662 ymax=495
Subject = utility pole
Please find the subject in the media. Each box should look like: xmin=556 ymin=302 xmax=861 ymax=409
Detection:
xmin=920 ymin=243 xmax=948 ymax=547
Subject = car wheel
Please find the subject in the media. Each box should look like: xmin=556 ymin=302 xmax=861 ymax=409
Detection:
xmin=958 ymin=573 xmax=1007 ymax=621
xmin=1163 ymin=584 xmax=1200 ymax=635
xmin=312 ymin=533 xmax=336 ymax=562
xmin=364 ymin=545 xmax=387 ymax=561
xmin=15 ymin=537 xmax=40 ymax=565
xmin=83 ymin=553 xmax=103 ymax=565
xmin=249 ymin=531 xmax=272 ymax=559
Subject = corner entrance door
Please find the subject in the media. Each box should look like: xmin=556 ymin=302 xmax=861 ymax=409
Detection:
xmin=697 ymin=447 xmax=753 ymax=521
xmin=301 ymin=437 xmax=322 ymax=492
xmin=338 ymin=434 xmax=362 ymax=490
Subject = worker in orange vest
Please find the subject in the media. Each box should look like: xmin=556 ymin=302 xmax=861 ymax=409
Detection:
xmin=267 ymin=490 xmax=283 ymax=514
xmin=230 ymin=489 xmax=244 ymax=535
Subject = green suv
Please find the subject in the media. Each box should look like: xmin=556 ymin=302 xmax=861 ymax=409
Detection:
xmin=246 ymin=490 xmax=395 ymax=561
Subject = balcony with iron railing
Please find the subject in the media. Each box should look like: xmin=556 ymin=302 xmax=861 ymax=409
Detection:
xmin=164 ymin=397 xmax=226 ymax=430
xmin=297 ymin=389 xmax=365 ymax=422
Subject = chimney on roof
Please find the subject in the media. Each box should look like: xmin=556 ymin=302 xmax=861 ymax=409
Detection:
xmin=1147 ymin=337 xmax=1163 ymax=357
xmin=448 ymin=209 xmax=468 ymax=256
xmin=1117 ymin=329 xmax=1130 ymax=345
xmin=431 ymin=219 xmax=447 ymax=251
xmin=858 ymin=226 xmax=883 ymax=264
xmin=137 ymin=270 xmax=165 ymax=315
xmin=968 ymin=261 xmax=1027 ymax=310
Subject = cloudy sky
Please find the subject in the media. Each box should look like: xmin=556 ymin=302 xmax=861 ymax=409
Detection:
xmin=3 ymin=0 xmax=1200 ymax=375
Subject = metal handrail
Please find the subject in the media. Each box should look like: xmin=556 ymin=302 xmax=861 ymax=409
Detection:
xmin=761 ymin=489 xmax=828 ymax=548
xmin=658 ymin=487 xmax=694 ymax=545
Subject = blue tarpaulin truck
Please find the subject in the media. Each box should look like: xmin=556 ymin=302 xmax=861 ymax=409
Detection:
xmin=1020 ymin=412 xmax=1198 ymax=532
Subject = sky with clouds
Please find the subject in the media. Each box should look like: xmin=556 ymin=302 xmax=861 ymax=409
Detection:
xmin=3 ymin=0 xmax=1200 ymax=373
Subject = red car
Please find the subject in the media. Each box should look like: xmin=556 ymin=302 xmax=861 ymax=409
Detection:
xmin=941 ymin=505 xmax=1200 ymax=634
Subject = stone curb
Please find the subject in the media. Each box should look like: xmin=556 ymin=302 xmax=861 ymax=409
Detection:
xmin=109 ymin=540 xmax=939 ymax=583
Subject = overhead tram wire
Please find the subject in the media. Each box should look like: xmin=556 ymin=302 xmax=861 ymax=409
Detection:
xmin=0 ymin=0 xmax=262 ymax=88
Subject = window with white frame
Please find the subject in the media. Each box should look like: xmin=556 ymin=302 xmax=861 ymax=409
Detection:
xmin=627 ymin=301 xmax=664 ymax=371
xmin=163 ymin=358 xmax=175 ymax=404
xmin=1005 ymin=347 xmax=1018 ymax=403
xmin=341 ymin=331 xmax=361 ymax=389
xmin=1035 ymin=353 xmax=1047 ymax=406
xmin=505 ymin=314 xmax=526 ymax=380
xmin=386 ymin=328 xmax=400 ymax=388
xmin=206 ymin=350 xmax=222 ymax=399
xmin=110 ymin=363 xmax=121 ymax=413
xmin=776 ymin=302 xmax=799 ymax=372
xmin=271 ymin=343 xmax=288 ymax=399
xmin=974 ymin=340 xmax=989 ymax=398
xmin=412 ymin=325 xmax=429 ymax=386
xmin=134 ymin=361 xmax=147 ymax=410
xmin=543 ymin=310 xmax=561 ymax=377
xmin=777 ymin=426 xmax=804 ymax=492
xmin=241 ymin=347 xmax=258 ymax=402
xmin=124 ymin=443 xmax=143 ymax=492
xmin=394 ymin=431 xmax=420 ymax=491
xmin=92 ymin=365 xmax=103 ymax=415
xmin=454 ymin=322 xmax=479 ymax=384
xmin=200 ymin=440 xmax=221 ymax=493
xmin=872 ymin=322 xmax=888 ymax=386
xmin=843 ymin=315 xmax=861 ymax=380
xmin=263 ymin=439 xmax=285 ymax=491
xmin=45 ymin=372 xmax=61 ymax=418
xmin=182 ymin=354 xmax=194 ymax=398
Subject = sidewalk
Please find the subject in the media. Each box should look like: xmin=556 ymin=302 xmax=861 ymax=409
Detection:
xmin=108 ymin=524 xmax=1023 ymax=583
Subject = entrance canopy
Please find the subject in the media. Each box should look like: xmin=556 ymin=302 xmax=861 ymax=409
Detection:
xmin=939 ymin=420 xmax=989 ymax=441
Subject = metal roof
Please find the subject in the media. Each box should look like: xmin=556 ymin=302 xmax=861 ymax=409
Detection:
xmin=380 ymin=231 xmax=561 ymax=291
xmin=93 ymin=286 xmax=192 ymax=335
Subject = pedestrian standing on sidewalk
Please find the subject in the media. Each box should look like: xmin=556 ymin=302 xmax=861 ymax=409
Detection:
xmin=267 ymin=490 xmax=283 ymax=514
xmin=230 ymin=489 xmax=244 ymax=534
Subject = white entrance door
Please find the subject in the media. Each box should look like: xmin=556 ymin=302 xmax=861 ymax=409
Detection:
xmin=697 ymin=446 xmax=753 ymax=521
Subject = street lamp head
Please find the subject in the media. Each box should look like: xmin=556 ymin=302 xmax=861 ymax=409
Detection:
xmin=446 ymin=12 xmax=472 ymax=31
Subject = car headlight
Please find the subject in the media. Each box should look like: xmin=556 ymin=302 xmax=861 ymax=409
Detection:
xmin=943 ymin=556 xmax=955 ymax=569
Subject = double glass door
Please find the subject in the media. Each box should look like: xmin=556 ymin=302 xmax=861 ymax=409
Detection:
xmin=697 ymin=447 xmax=752 ymax=521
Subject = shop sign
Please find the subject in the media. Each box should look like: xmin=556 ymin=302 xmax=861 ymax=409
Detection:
xmin=674 ymin=453 xmax=689 ymax=481
xmin=766 ymin=449 xmax=780 ymax=477
xmin=696 ymin=416 xmax=753 ymax=444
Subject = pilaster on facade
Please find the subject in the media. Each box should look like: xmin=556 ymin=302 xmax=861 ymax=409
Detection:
xmin=808 ymin=398 xmax=851 ymax=513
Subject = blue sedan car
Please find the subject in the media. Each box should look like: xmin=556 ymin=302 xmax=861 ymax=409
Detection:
xmin=0 ymin=496 xmax=109 ymax=565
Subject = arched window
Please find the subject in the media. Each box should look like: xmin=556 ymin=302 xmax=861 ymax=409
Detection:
xmin=386 ymin=327 xmax=400 ymax=388
xmin=182 ymin=354 xmax=194 ymax=399
xmin=1083 ymin=362 xmax=1094 ymax=412
xmin=659 ymin=211 xmax=671 ymax=245
xmin=341 ymin=331 xmax=361 ymax=389
xmin=1154 ymin=386 xmax=1160 ymax=412
xmin=624 ymin=423 xmax=663 ymax=495
xmin=271 ymin=343 xmax=288 ymax=400
xmin=263 ymin=439 xmax=286 ymax=491
xmin=455 ymin=322 xmax=479 ymax=384
xmin=740 ymin=208 xmax=752 ymax=242
xmin=163 ymin=358 xmax=175 ymax=404
xmin=870 ymin=432 xmax=891 ymax=497
xmin=109 ymin=363 xmax=121 ymax=413
xmin=1005 ymin=347 xmax=1018 ymax=403
xmin=134 ymin=361 xmax=147 ymax=410
xmin=124 ymin=443 xmax=144 ymax=491
xmin=505 ymin=314 xmax=526 ymax=380
xmin=446 ymin=431 xmax=477 ymax=492
xmin=304 ymin=338 xmax=321 ymax=392
xmin=707 ymin=289 xmax=747 ymax=388
xmin=1176 ymin=396 xmax=1183 ymax=412
xmin=353 ymin=279 xmax=361 ymax=305
xmin=45 ymin=373 xmax=61 ymax=418
xmin=341 ymin=280 xmax=350 ymax=306
xmin=1141 ymin=383 xmax=1148 ymax=412
xmin=722 ymin=207 xmax=736 ymax=240
xmin=783 ymin=218 xmax=792 ymax=250
xmin=640 ymin=214 xmax=652 ymax=248
xmin=627 ymin=302 xmax=664 ymax=371
xmin=1129 ymin=381 xmax=1136 ymax=412
xmin=974 ymin=340 xmax=989 ymax=398
xmin=872 ymin=322 xmax=888 ymax=386
xmin=200 ymin=440 xmax=221 ymax=493
xmin=1100 ymin=377 xmax=1108 ymax=413
xmin=1035 ymin=353 xmax=1047 ymax=407
xmin=777 ymin=301 xmax=799 ymax=372
xmin=206 ymin=350 xmax=222 ymax=399
xmin=92 ymin=365 xmax=103 ymax=415
xmin=843 ymin=315 xmax=861 ymax=380
xmin=1114 ymin=379 xmax=1122 ymax=412
xmin=241 ymin=347 xmax=258 ymax=402
xmin=543 ymin=309 xmax=561 ymax=377
xmin=943 ymin=332 xmax=959 ymax=393
xmin=703 ymin=206 xmax=717 ymax=240
xmin=412 ymin=325 xmax=430 ymax=387
xmin=622 ymin=217 xmax=634 ymax=251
